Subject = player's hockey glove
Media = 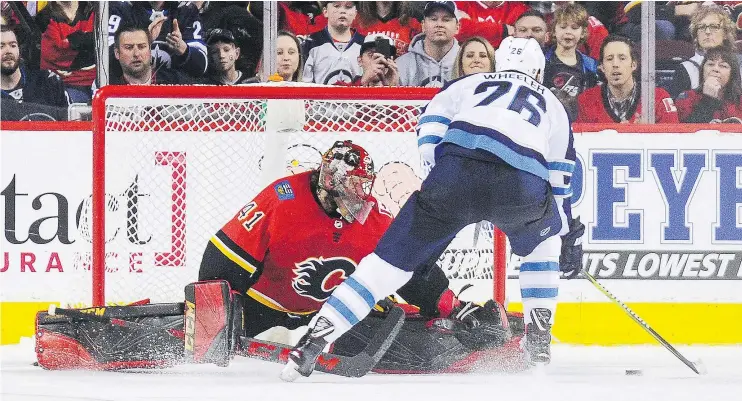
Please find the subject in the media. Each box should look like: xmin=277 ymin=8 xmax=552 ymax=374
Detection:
xmin=433 ymin=286 xmax=509 ymax=350
xmin=560 ymin=217 xmax=585 ymax=279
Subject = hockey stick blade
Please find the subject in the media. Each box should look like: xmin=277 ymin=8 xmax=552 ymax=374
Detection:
xmin=238 ymin=305 xmax=405 ymax=378
xmin=47 ymin=305 xmax=184 ymax=338
xmin=581 ymin=270 xmax=706 ymax=375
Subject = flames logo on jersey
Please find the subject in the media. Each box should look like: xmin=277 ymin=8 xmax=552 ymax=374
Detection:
xmin=291 ymin=257 xmax=357 ymax=302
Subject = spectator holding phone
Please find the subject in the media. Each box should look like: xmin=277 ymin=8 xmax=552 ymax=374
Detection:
xmin=675 ymin=46 xmax=742 ymax=123
xmin=344 ymin=33 xmax=399 ymax=87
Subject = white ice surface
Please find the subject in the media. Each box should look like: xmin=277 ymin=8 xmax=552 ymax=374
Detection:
xmin=2 ymin=338 xmax=741 ymax=401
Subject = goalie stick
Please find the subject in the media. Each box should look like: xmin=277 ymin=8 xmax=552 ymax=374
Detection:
xmin=582 ymin=269 xmax=707 ymax=375
xmin=47 ymin=305 xmax=184 ymax=338
xmin=237 ymin=304 xmax=406 ymax=377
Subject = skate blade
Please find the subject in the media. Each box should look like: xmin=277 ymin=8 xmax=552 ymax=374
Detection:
xmin=279 ymin=360 xmax=302 ymax=382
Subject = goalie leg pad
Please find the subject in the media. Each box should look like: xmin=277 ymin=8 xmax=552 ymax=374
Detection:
xmin=184 ymin=280 xmax=244 ymax=366
xmin=35 ymin=303 xmax=185 ymax=370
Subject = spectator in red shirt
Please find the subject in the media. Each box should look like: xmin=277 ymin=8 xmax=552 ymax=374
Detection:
xmin=36 ymin=1 xmax=96 ymax=103
xmin=676 ymin=46 xmax=742 ymax=123
xmin=452 ymin=36 xmax=494 ymax=79
xmin=354 ymin=1 xmax=420 ymax=56
xmin=277 ymin=1 xmax=327 ymax=39
xmin=456 ymin=1 xmax=528 ymax=48
xmin=577 ymin=35 xmax=679 ymax=124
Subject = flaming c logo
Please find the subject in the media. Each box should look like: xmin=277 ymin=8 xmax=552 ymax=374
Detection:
xmin=291 ymin=257 xmax=357 ymax=302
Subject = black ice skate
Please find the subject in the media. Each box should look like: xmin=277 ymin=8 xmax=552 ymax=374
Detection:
xmin=280 ymin=316 xmax=334 ymax=382
xmin=524 ymin=308 xmax=552 ymax=365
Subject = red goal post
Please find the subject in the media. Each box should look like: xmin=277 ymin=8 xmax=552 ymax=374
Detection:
xmin=91 ymin=84 xmax=507 ymax=307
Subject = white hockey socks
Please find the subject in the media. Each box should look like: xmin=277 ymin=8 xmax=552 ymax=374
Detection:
xmin=519 ymin=235 xmax=561 ymax=325
xmin=312 ymin=252 xmax=413 ymax=343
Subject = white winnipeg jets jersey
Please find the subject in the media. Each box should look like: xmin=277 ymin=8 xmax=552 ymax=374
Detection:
xmin=416 ymin=70 xmax=577 ymax=234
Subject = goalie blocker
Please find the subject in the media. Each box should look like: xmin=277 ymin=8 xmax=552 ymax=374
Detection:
xmin=36 ymin=281 xmax=525 ymax=373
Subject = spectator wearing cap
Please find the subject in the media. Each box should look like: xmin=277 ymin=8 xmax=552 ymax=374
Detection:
xmin=344 ymin=33 xmax=399 ymax=86
xmin=302 ymin=1 xmax=364 ymax=85
xmin=396 ymin=1 xmax=460 ymax=87
xmin=1 ymin=25 xmax=69 ymax=110
xmin=202 ymin=28 xmax=258 ymax=85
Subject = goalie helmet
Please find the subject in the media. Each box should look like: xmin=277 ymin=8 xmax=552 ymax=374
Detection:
xmin=494 ymin=37 xmax=545 ymax=84
xmin=318 ymin=140 xmax=376 ymax=224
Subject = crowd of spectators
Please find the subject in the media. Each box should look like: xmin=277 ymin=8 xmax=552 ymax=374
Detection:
xmin=2 ymin=0 xmax=742 ymax=124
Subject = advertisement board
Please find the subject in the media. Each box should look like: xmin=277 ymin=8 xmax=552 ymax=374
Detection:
xmin=2 ymin=128 xmax=741 ymax=344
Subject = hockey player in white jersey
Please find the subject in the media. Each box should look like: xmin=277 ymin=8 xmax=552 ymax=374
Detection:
xmin=281 ymin=37 xmax=584 ymax=381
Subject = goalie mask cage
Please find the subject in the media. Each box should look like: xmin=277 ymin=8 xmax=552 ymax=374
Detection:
xmin=91 ymin=84 xmax=507 ymax=308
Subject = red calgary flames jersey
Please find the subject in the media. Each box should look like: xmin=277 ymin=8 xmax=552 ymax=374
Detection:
xmin=354 ymin=17 xmax=421 ymax=56
xmin=576 ymin=85 xmax=679 ymax=123
xmin=214 ymin=171 xmax=392 ymax=314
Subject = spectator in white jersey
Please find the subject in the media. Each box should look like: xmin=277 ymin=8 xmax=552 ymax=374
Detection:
xmin=396 ymin=1 xmax=460 ymax=87
xmin=201 ymin=28 xmax=258 ymax=85
xmin=302 ymin=1 xmax=364 ymax=85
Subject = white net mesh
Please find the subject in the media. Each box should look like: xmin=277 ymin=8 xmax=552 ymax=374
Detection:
xmin=94 ymin=87 xmax=500 ymax=304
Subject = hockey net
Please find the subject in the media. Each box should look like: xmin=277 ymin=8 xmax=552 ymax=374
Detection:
xmin=90 ymin=84 xmax=506 ymax=307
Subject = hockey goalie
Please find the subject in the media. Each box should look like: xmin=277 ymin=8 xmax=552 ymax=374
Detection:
xmin=35 ymin=141 xmax=526 ymax=375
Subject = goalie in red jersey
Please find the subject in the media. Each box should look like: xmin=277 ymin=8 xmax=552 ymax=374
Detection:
xmin=35 ymin=141 xmax=521 ymax=374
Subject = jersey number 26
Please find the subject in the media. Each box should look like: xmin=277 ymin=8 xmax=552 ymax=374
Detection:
xmin=474 ymin=81 xmax=547 ymax=127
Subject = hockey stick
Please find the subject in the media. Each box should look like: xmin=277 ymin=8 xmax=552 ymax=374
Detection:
xmin=581 ymin=270 xmax=707 ymax=375
xmin=47 ymin=305 xmax=184 ymax=338
xmin=237 ymin=305 xmax=406 ymax=377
